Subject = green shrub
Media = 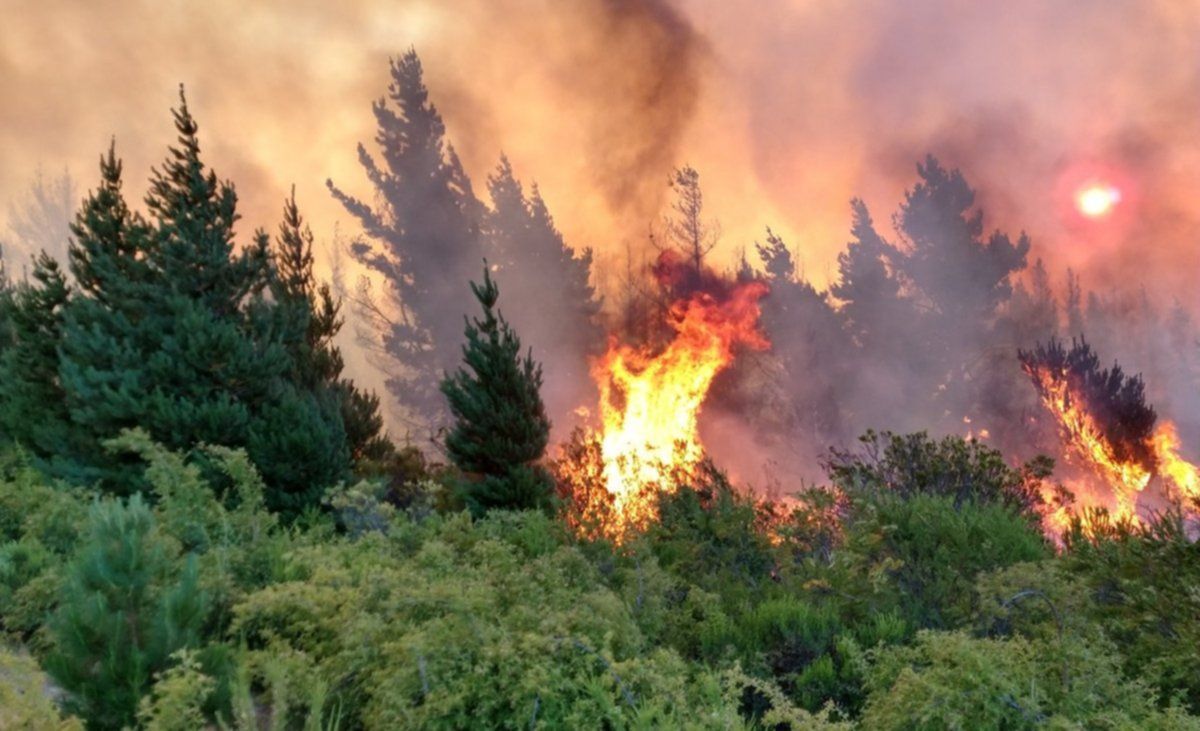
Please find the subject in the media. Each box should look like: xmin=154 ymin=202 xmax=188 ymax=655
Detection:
xmin=825 ymin=430 xmax=1050 ymax=519
xmin=136 ymin=649 xmax=216 ymax=731
xmin=0 ymin=645 xmax=82 ymax=730
xmin=46 ymin=494 xmax=209 ymax=730
xmin=862 ymin=629 xmax=1200 ymax=730
xmin=1063 ymin=510 xmax=1200 ymax=713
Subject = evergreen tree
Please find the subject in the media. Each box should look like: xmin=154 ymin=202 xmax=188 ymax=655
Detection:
xmin=891 ymin=155 xmax=1029 ymax=329
xmin=752 ymin=230 xmax=848 ymax=444
xmin=2 ymin=167 xmax=76 ymax=267
xmin=47 ymin=494 xmax=207 ymax=730
xmin=53 ymin=90 xmax=348 ymax=514
xmin=830 ymin=198 xmax=929 ymax=434
xmin=831 ymin=198 xmax=906 ymax=351
xmin=1065 ymin=268 xmax=1085 ymax=337
xmin=654 ymin=164 xmax=719 ymax=300
xmin=270 ymin=190 xmax=392 ymax=464
xmin=328 ymin=50 xmax=486 ymax=434
xmin=663 ymin=165 xmax=717 ymax=279
xmin=0 ymin=253 xmax=76 ymax=467
xmin=1020 ymin=337 xmax=1157 ymax=468
xmin=441 ymin=265 xmax=552 ymax=516
xmin=484 ymin=157 xmax=602 ymax=433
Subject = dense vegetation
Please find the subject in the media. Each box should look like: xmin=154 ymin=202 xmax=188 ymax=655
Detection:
xmin=2 ymin=430 xmax=1199 ymax=729
xmin=1 ymin=51 xmax=1198 ymax=730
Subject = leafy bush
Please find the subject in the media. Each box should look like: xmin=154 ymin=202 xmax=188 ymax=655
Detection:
xmin=0 ymin=645 xmax=83 ymax=730
xmin=136 ymin=649 xmax=216 ymax=731
xmin=842 ymin=492 xmax=1050 ymax=630
xmin=1063 ymin=509 xmax=1200 ymax=713
xmin=825 ymin=430 xmax=1050 ymax=519
xmin=861 ymin=630 xmax=1200 ymax=730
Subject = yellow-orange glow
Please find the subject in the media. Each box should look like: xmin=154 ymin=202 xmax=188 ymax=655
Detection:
xmin=1026 ymin=362 xmax=1200 ymax=535
xmin=583 ymin=277 xmax=769 ymax=539
xmin=1075 ymin=182 xmax=1121 ymax=218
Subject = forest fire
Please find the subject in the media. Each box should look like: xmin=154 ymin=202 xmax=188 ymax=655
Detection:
xmin=559 ymin=253 xmax=769 ymax=540
xmin=1021 ymin=339 xmax=1200 ymax=533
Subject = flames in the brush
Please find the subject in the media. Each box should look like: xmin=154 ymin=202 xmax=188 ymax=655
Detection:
xmin=1021 ymin=338 xmax=1200 ymax=533
xmin=557 ymin=252 xmax=769 ymax=540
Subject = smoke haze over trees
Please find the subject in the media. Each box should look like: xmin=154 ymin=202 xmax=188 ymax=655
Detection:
xmin=2 ymin=7 xmax=1200 ymax=728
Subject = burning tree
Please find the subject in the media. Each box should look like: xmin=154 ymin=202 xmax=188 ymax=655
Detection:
xmin=1020 ymin=337 xmax=1199 ymax=527
xmin=557 ymin=250 xmax=769 ymax=540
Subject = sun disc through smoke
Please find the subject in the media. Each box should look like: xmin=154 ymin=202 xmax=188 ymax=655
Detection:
xmin=1076 ymin=182 xmax=1121 ymax=218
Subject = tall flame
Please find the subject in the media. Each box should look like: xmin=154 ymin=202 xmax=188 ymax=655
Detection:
xmin=583 ymin=264 xmax=769 ymax=538
xmin=1025 ymin=363 xmax=1200 ymax=532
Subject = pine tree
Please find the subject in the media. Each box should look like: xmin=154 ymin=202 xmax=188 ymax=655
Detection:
xmin=1019 ymin=338 xmax=1157 ymax=468
xmin=2 ymin=167 xmax=76 ymax=267
xmin=328 ymin=50 xmax=486 ymax=434
xmin=653 ymin=165 xmax=719 ymax=301
xmin=0 ymin=253 xmax=77 ymax=468
xmin=47 ymin=494 xmax=207 ymax=730
xmin=483 ymin=157 xmax=602 ymax=433
xmin=54 ymin=90 xmax=348 ymax=514
xmin=751 ymin=230 xmax=848 ymax=443
xmin=270 ymin=190 xmax=392 ymax=464
xmin=831 ymin=198 xmax=906 ymax=350
xmin=662 ymin=165 xmax=717 ymax=279
xmin=892 ymin=155 xmax=1029 ymax=326
xmin=441 ymin=265 xmax=552 ymax=516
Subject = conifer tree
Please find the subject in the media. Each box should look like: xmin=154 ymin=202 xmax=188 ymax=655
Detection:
xmin=892 ymin=155 xmax=1030 ymax=328
xmin=441 ymin=265 xmax=552 ymax=516
xmin=662 ymin=165 xmax=717 ymax=279
xmin=329 ymin=50 xmax=486 ymax=433
xmin=0 ymin=253 xmax=76 ymax=467
xmin=483 ymin=157 xmax=602 ymax=432
xmin=831 ymin=198 xmax=906 ymax=350
xmin=53 ymin=90 xmax=348 ymax=514
xmin=752 ymin=230 xmax=848 ymax=443
xmin=47 ymin=494 xmax=207 ymax=730
xmin=270 ymin=190 xmax=392 ymax=463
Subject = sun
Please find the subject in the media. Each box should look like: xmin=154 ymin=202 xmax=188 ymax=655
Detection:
xmin=1076 ymin=182 xmax=1121 ymax=218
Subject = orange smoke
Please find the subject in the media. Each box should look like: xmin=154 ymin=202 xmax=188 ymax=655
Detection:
xmin=1025 ymin=362 xmax=1200 ymax=534
xmin=560 ymin=254 xmax=769 ymax=540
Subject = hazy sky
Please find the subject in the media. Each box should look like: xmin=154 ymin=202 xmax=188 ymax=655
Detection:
xmin=3 ymin=0 xmax=1199 ymax=303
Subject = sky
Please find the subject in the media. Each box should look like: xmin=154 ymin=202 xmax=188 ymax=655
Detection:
xmin=3 ymin=0 xmax=1199 ymax=302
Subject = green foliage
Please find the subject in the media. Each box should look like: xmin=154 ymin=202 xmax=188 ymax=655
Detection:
xmin=136 ymin=649 xmax=216 ymax=731
xmin=226 ymin=510 xmax=776 ymax=728
xmin=270 ymin=189 xmax=390 ymax=467
xmin=0 ymin=645 xmax=83 ymax=730
xmin=840 ymin=492 xmax=1050 ymax=631
xmin=861 ymin=630 xmax=1199 ymax=730
xmin=0 ymin=254 xmax=80 ymax=473
xmin=441 ymin=265 xmax=553 ymax=516
xmin=1063 ymin=510 xmax=1200 ymax=712
xmin=0 ymin=90 xmax=373 ymax=517
xmin=46 ymin=493 xmax=209 ymax=729
xmin=826 ymin=430 xmax=1049 ymax=519
xmin=645 ymin=460 xmax=777 ymax=607
xmin=0 ymin=427 xmax=1196 ymax=729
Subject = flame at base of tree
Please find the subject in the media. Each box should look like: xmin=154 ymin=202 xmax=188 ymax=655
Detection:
xmin=1021 ymin=338 xmax=1200 ymax=534
xmin=557 ymin=252 xmax=769 ymax=541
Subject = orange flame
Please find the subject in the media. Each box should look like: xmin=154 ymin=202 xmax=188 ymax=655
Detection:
xmin=580 ymin=272 xmax=769 ymax=539
xmin=1026 ymin=364 xmax=1200 ymax=533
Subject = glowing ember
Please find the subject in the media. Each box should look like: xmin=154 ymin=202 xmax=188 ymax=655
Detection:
xmin=586 ymin=256 xmax=769 ymax=538
xmin=1075 ymin=182 xmax=1121 ymax=218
